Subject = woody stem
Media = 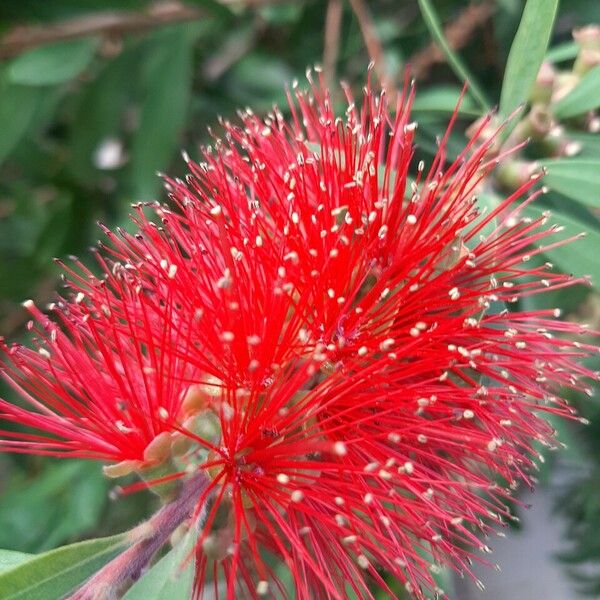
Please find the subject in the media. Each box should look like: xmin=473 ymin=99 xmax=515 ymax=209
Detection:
xmin=68 ymin=471 xmax=209 ymax=600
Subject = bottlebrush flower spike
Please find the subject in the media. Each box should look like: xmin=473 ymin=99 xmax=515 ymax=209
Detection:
xmin=1 ymin=70 xmax=598 ymax=600
xmin=0 ymin=258 xmax=201 ymax=471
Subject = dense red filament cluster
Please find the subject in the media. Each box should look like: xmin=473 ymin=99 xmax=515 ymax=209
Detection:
xmin=0 ymin=72 xmax=597 ymax=599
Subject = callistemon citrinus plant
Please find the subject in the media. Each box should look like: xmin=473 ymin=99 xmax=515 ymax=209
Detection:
xmin=0 ymin=72 xmax=597 ymax=600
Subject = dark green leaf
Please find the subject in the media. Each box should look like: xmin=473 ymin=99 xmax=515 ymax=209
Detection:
xmin=416 ymin=121 xmax=466 ymax=161
xmin=259 ymin=3 xmax=304 ymax=23
xmin=33 ymin=193 xmax=74 ymax=266
xmin=565 ymin=131 xmax=600 ymax=158
xmin=68 ymin=43 xmax=142 ymax=182
xmin=524 ymin=205 xmax=600 ymax=285
xmin=129 ymin=26 xmax=195 ymax=200
xmin=410 ymin=85 xmax=480 ymax=117
xmin=226 ymin=53 xmax=292 ymax=109
xmin=0 ymin=552 xmax=31 ymax=575
xmin=187 ymin=0 xmax=234 ymax=20
xmin=0 ymin=71 xmax=44 ymax=164
xmin=0 ymin=461 xmax=108 ymax=552
xmin=8 ymin=38 xmax=98 ymax=86
xmin=473 ymin=192 xmax=501 ymax=243
xmin=499 ymin=0 xmax=559 ymax=117
xmin=539 ymin=159 xmax=600 ymax=207
xmin=0 ymin=1 xmax=149 ymax=23
xmin=554 ymin=65 xmax=600 ymax=118
xmin=517 ymin=252 xmax=592 ymax=313
xmin=417 ymin=0 xmax=489 ymax=111
xmin=0 ymin=535 xmax=126 ymax=600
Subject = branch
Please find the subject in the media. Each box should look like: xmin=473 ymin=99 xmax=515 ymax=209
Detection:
xmin=323 ymin=0 xmax=344 ymax=89
xmin=409 ymin=2 xmax=495 ymax=80
xmin=202 ymin=16 xmax=264 ymax=81
xmin=0 ymin=0 xmax=283 ymax=59
xmin=220 ymin=0 xmax=285 ymax=5
xmin=68 ymin=471 xmax=209 ymax=600
xmin=348 ymin=0 xmax=395 ymax=92
xmin=0 ymin=2 xmax=200 ymax=59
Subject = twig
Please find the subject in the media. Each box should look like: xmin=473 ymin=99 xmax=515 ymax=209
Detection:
xmin=68 ymin=471 xmax=209 ymax=600
xmin=409 ymin=2 xmax=495 ymax=80
xmin=347 ymin=0 xmax=395 ymax=93
xmin=0 ymin=2 xmax=202 ymax=59
xmin=323 ymin=0 xmax=344 ymax=89
xmin=0 ymin=0 xmax=281 ymax=59
xmin=219 ymin=0 xmax=284 ymax=5
xmin=202 ymin=17 xmax=264 ymax=81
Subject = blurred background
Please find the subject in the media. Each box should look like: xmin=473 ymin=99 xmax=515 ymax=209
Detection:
xmin=0 ymin=1 xmax=598 ymax=598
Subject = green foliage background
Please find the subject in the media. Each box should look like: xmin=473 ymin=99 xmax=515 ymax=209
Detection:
xmin=0 ymin=1 xmax=598 ymax=597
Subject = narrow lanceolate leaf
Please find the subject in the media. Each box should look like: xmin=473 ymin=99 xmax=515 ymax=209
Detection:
xmin=8 ymin=38 xmax=98 ymax=86
xmin=0 ymin=551 xmax=31 ymax=575
xmin=123 ymin=537 xmax=194 ymax=600
xmin=553 ymin=65 xmax=600 ymax=118
xmin=0 ymin=535 xmax=126 ymax=600
xmin=565 ymin=131 xmax=600 ymax=159
xmin=417 ymin=0 xmax=490 ymax=111
xmin=410 ymin=85 xmax=480 ymax=117
xmin=545 ymin=41 xmax=579 ymax=63
xmin=186 ymin=0 xmax=235 ymax=20
xmin=524 ymin=206 xmax=600 ymax=285
xmin=68 ymin=43 xmax=141 ymax=182
xmin=0 ymin=460 xmax=107 ymax=553
xmin=0 ymin=70 xmax=44 ymax=165
xmin=130 ymin=25 xmax=195 ymax=200
xmin=539 ymin=159 xmax=600 ymax=207
xmin=499 ymin=0 xmax=559 ymax=118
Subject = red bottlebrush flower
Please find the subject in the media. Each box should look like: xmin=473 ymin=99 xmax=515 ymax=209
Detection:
xmin=0 ymin=258 xmax=200 ymax=468
xmin=1 ymin=71 xmax=598 ymax=600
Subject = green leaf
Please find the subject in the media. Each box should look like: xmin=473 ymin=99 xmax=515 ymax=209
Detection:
xmin=545 ymin=40 xmax=579 ymax=63
xmin=0 ymin=534 xmax=126 ymax=600
xmin=554 ymin=65 xmax=600 ymax=118
xmin=0 ymin=70 xmax=44 ymax=164
xmin=187 ymin=0 xmax=234 ymax=20
xmin=410 ymin=85 xmax=480 ymax=117
xmin=517 ymin=252 xmax=592 ymax=313
xmin=129 ymin=26 xmax=195 ymax=200
xmin=524 ymin=206 xmax=600 ymax=285
xmin=68 ymin=43 xmax=142 ymax=182
xmin=0 ymin=552 xmax=31 ymax=575
xmin=417 ymin=0 xmax=489 ymax=111
xmin=539 ymin=159 xmax=600 ymax=207
xmin=259 ymin=3 xmax=304 ymax=23
xmin=0 ymin=461 xmax=108 ymax=553
xmin=473 ymin=192 xmax=501 ymax=241
xmin=8 ymin=38 xmax=98 ymax=86
xmin=226 ymin=52 xmax=292 ymax=109
xmin=499 ymin=0 xmax=559 ymax=118
xmin=416 ymin=121 xmax=466 ymax=161
xmin=565 ymin=131 xmax=600 ymax=159
xmin=33 ymin=193 xmax=74 ymax=267
xmin=123 ymin=537 xmax=194 ymax=599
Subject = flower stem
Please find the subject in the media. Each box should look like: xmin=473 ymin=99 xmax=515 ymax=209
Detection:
xmin=68 ymin=471 xmax=209 ymax=600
